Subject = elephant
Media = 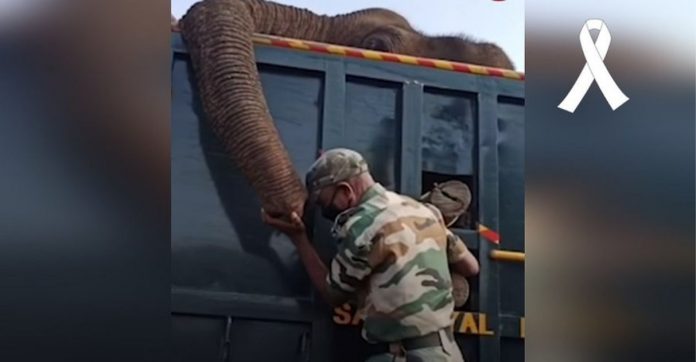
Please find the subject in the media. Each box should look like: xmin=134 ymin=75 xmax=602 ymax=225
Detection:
xmin=178 ymin=0 xmax=515 ymax=219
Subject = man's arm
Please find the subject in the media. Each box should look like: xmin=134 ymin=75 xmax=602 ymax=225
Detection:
xmin=289 ymin=233 xmax=343 ymax=307
xmin=261 ymin=210 xmax=363 ymax=307
xmin=447 ymin=232 xmax=479 ymax=276
xmin=425 ymin=203 xmax=480 ymax=276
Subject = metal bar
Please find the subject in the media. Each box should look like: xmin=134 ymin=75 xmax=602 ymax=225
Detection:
xmin=171 ymin=288 xmax=316 ymax=323
xmin=261 ymin=45 xmax=523 ymax=98
xmin=220 ymin=316 xmax=233 ymax=362
xmin=476 ymin=90 xmax=501 ymax=362
xmin=399 ymin=81 xmax=424 ymax=196
xmin=255 ymin=46 xmax=523 ymax=98
xmin=320 ymin=59 xmax=346 ymax=150
xmin=311 ymin=58 xmax=348 ymax=362
xmin=252 ymin=34 xmax=525 ymax=80
xmin=490 ymin=250 xmax=525 ymax=263
xmin=255 ymin=46 xmax=328 ymax=72
xmin=347 ymin=62 xmax=483 ymax=92
xmin=170 ymin=32 xmax=525 ymax=80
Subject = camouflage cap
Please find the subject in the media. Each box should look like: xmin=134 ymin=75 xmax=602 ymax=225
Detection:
xmin=305 ymin=148 xmax=369 ymax=201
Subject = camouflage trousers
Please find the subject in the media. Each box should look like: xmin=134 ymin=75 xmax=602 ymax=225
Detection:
xmin=365 ymin=329 xmax=464 ymax=362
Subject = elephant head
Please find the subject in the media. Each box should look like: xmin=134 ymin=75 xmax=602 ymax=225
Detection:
xmin=178 ymin=0 xmax=514 ymax=219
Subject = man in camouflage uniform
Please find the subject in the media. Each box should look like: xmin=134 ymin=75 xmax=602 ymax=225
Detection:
xmin=262 ymin=148 xmax=479 ymax=362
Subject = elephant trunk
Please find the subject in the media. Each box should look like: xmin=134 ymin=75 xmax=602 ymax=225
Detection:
xmin=179 ymin=0 xmax=335 ymax=217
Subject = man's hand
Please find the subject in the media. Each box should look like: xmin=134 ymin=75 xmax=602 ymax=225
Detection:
xmin=261 ymin=209 xmax=306 ymax=240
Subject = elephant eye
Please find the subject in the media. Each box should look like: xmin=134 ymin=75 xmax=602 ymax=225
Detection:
xmin=364 ymin=37 xmax=391 ymax=52
xmin=361 ymin=28 xmax=401 ymax=53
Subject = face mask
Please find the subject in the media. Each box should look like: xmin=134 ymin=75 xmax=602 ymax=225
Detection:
xmin=321 ymin=205 xmax=343 ymax=222
xmin=320 ymin=188 xmax=342 ymax=221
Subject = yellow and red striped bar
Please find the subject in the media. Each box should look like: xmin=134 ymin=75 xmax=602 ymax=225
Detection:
xmin=253 ymin=34 xmax=524 ymax=81
xmin=478 ymin=224 xmax=500 ymax=245
xmin=171 ymin=27 xmax=523 ymax=80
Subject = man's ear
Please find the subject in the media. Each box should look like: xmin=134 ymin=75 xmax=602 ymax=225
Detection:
xmin=337 ymin=182 xmax=354 ymax=199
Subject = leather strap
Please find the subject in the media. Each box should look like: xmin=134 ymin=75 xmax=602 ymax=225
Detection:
xmin=383 ymin=328 xmax=453 ymax=355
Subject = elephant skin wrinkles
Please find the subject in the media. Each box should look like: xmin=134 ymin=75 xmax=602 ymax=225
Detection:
xmin=178 ymin=0 xmax=514 ymax=219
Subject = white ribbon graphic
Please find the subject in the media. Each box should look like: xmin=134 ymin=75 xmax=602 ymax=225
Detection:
xmin=558 ymin=19 xmax=629 ymax=113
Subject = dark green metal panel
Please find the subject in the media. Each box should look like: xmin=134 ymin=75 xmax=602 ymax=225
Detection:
xmin=172 ymin=314 xmax=228 ymax=362
xmin=400 ymin=81 xmax=424 ymax=195
xmin=320 ymin=59 xmax=345 ymax=152
xmin=171 ymin=33 xmax=524 ymax=362
xmin=342 ymin=76 xmax=402 ymax=191
xmin=496 ymin=96 xmax=525 ymax=360
xmin=421 ymin=88 xmax=477 ymax=176
xmin=476 ymin=92 xmax=501 ymax=362
xmin=171 ymin=62 xmax=322 ymax=299
xmin=497 ymin=97 xmax=525 ymax=254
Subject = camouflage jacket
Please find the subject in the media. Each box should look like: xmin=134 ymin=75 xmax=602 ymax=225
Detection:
xmin=326 ymin=183 xmax=471 ymax=342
